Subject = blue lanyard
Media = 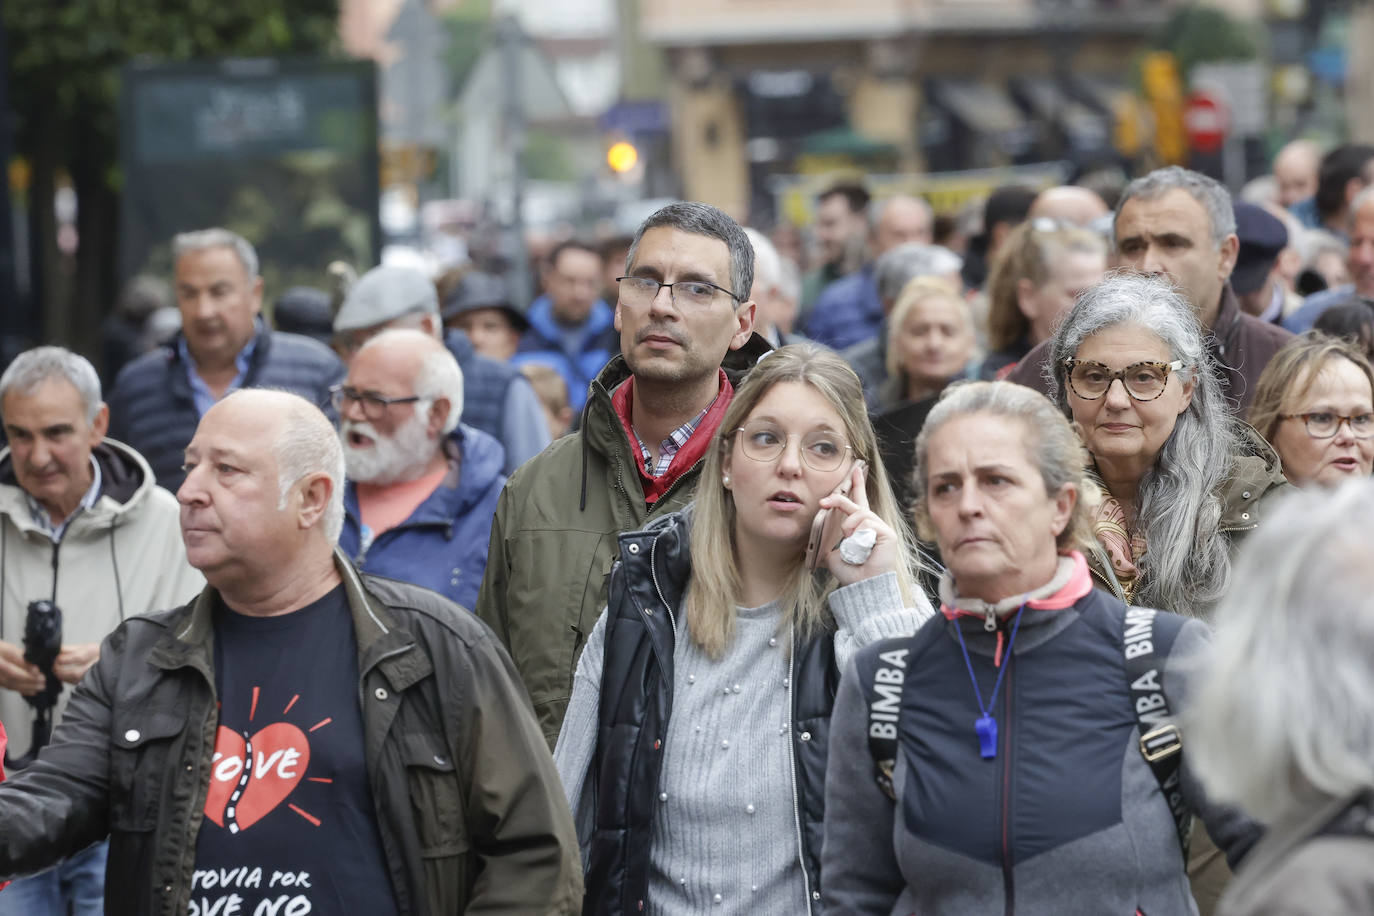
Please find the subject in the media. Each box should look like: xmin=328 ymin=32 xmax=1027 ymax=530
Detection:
xmin=952 ymin=602 xmax=1027 ymax=759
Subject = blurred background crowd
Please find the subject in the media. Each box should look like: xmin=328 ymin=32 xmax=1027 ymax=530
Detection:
xmin=1 ymin=0 xmax=1373 ymax=378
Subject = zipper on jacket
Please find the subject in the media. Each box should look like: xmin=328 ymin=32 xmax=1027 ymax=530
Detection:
xmin=785 ymin=638 xmax=815 ymax=916
xmin=999 ymin=655 xmax=1015 ymax=916
xmin=647 ymin=538 xmax=677 ymax=636
xmin=49 ymin=538 xmax=61 ymax=602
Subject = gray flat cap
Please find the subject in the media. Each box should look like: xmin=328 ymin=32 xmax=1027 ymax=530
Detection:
xmin=334 ymin=265 xmax=439 ymax=333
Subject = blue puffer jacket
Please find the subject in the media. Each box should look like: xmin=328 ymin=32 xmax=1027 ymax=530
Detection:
xmin=107 ymin=320 xmax=344 ymax=491
xmin=338 ymin=424 xmax=506 ymax=612
xmin=512 ymin=295 xmax=619 ymax=412
xmin=802 ymin=265 xmax=882 ymax=351
xmin=822 ymin=555 xmax=1260 ymax=916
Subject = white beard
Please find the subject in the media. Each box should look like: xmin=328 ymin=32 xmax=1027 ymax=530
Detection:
xmin=341 ymin=411 xmax=440 ymax=485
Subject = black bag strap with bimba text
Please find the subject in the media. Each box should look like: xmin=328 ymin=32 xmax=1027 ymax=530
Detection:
xmin=861 ymin=606 xmax=1194 ymax=861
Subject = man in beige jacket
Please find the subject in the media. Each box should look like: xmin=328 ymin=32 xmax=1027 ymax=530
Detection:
xmin=0 ymin=346 xmax=202 ymax=914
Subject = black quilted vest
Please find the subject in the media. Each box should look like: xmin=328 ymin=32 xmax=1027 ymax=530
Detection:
xmin=582 ymin=509 xmax=836 ymax=915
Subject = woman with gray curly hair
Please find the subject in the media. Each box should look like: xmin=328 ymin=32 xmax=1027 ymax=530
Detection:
xmin=1186 ymin=480 xmax=1374 ymax=914
xmin=1047 ymin=272 xmax=1288 ymax=615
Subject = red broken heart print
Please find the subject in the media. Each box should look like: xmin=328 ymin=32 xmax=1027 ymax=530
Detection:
xmin=204 ymin=722 xmax=311 ymax=831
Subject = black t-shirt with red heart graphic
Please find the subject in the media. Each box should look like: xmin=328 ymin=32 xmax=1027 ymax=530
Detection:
xmin=193 ymin=585 xmax=400 ymax=916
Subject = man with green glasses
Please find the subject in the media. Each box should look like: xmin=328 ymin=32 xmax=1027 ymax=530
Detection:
xmin=475 ymin=201 xmax=773 ymax=747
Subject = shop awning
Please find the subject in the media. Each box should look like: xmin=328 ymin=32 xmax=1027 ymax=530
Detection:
xmin=1010 ymin=75 xmax=1111 ymax=153
xmin=926 ymin=79 xmax=1035 ymax=158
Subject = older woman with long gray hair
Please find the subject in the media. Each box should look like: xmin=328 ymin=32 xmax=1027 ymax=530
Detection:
xmin=1047 ymin=272 xmax=1288 ymax=615
xmin=1186 ymin=481 xmax=1374 ymax=914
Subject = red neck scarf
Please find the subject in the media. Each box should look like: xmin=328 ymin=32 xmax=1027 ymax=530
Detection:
xmin=611 ymin=369 xmax=735 ymax=505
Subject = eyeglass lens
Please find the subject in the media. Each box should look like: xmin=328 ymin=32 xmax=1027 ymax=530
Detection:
xmin=1301 ymin=412 xmax=1374 ymax=438
xmin=1069 ymin=362 xmax=1171 ymax=400
xmin=738 ymin=422 xmax=850 ymax=471
xmin=332 ymin=388 xmax=393 ymax=421
xmin=618 ymin=277 xmax=722 ymax=308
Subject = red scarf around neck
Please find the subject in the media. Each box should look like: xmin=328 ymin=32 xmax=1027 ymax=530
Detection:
xmin=611 ymin=369 xmax=735 ymax=505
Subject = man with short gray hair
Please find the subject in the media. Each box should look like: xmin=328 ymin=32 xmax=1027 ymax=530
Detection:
xmin=1007 ymin=166 xmax=1292 ymax=410
xmin=0 ymin=388 xmax=582 ymax=914
xmin=742 ymin=228 xmax=804 ymax=347
xmin=108 ymin=227 xmax=344 ymax=491
xmin=335 ymin=330 xmax=505 ymax=610
xmin=0 ymin=345 xmax=201 ymax=914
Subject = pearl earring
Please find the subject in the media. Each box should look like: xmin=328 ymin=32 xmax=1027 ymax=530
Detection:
xmin=722 ymin=475 xmax=731 ymax=488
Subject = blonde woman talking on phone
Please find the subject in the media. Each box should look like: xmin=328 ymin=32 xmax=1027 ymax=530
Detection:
xmin=554 ymin=344 xmax=933 ymax=916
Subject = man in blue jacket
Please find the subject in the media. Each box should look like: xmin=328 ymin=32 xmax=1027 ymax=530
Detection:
xmin=334 ymin=329 xmax=503 ymax=611
xmin=513 ymin=240 xmax=619 ymax=413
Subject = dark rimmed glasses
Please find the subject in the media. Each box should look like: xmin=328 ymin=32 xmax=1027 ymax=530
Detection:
xmin=734 ymin=421 xmax=852 ymax=472
xmin=616 ymin=276 xmax=742 ymax=309
xmin=1280 ymin=411 xmax=1374 ymax=439
xmin=1063 ymin=358 xmax=1186 ymax=402
xmin=330 ymin=384 xmax=423 ymax=421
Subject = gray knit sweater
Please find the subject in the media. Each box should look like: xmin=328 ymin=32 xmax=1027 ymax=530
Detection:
xmin=554 ymin=572 xmax=933 ymax=915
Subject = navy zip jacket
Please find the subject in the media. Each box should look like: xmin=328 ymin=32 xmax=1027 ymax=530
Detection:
xmin=822 ymin=556 xmax=1260 ymax=916
xmin=108 ymin=320 xmax=344 ymax=491
xmin=338 ymin=424 xmax=506 ymax=612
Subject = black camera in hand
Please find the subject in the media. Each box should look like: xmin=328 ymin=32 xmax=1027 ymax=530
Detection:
xmin=23 ymin=599 xmax=64 ymax=711
xmin=5 ymin=601 xmax=64 ymax=770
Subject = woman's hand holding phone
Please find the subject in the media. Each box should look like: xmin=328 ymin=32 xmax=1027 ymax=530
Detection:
xmin=817 ymin=461 xmax=899 ymax=587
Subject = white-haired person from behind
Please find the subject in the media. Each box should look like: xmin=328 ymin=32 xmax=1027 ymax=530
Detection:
xmin=1187 ymin=479 xmax=1374 ymax=915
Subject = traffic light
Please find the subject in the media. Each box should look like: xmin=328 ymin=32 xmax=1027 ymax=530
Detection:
xmin=607 ymin=141 xmax=639 ymax=174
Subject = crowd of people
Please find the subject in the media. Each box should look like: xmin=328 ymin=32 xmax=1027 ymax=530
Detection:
xmin=0 ymin=143 xmax=1373 ymax=916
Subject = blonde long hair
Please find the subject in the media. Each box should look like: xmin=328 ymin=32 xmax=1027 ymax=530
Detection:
xmin=686 ymin=343 xmax=922 ymax=658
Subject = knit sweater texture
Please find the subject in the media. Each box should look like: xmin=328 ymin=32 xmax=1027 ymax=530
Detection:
xmin=556 ymin=572 xmax=931 ymax=915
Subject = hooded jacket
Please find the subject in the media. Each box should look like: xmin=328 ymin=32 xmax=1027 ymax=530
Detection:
xmin=513 ymin=296 xmax=620 ymax=414
xmin=0 ymin=438 xmax=204 ymax=756
xmin=338 ymin=424 xmax=506 ymax=612
xmin=475 ymin=334 xmax=774 ymax=745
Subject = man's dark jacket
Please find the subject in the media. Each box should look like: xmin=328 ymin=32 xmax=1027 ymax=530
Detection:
xmin=584 ymin=509 xmax=835 ymax=915
xmin=0 ymin=552 xmax=583 ymax=915
xmin=108 ymin=320 xmax=344 ymax=490
xmin=1005 ymin=284 xmax=1292 ymax=411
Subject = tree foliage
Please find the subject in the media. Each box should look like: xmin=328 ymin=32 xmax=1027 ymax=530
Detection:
xmin=1154 ymin=3 xmax=1260 ymax=81
xmin=4 ymin=0 xmax=339 ymax=157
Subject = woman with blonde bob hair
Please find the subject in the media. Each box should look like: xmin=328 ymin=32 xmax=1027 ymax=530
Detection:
xmin=1248 ymin=332 xmax=1374 ymax=489
xmin=555 ymin=343 xmax=932 ymax=915
xmin=1187 ymin=481 xmax=1374 ymax=914
xmin=823 ymin=380 xmax=1258 ymax=915
xmin=875 ymin=276 xmax=976 ymax=410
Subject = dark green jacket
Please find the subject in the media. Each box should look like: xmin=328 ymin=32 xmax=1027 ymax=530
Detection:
xmin=475 ymin=335 xmax=773 ymax=746
xmin=0 ymin=552 xmax=582 ymax=915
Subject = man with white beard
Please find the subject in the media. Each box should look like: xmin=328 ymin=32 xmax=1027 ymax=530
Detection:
xmin=333 ymin=329 xmax=506 ymax=610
